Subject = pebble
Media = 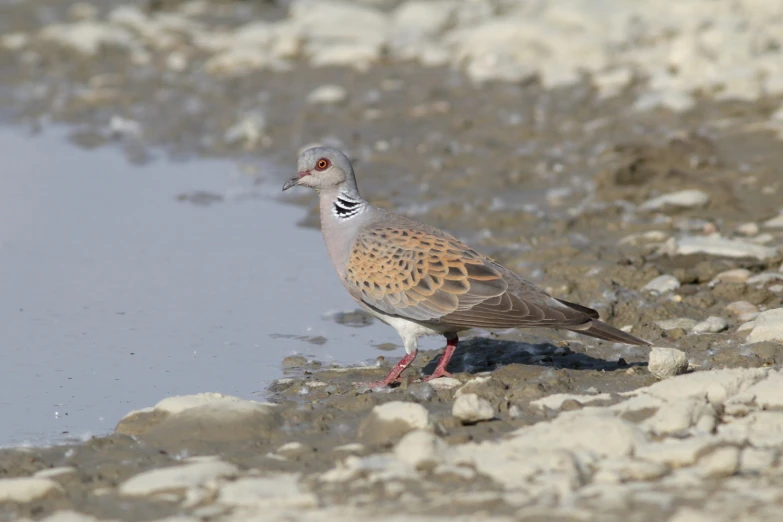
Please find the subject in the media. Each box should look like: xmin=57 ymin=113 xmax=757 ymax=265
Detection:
xmin=0 ymin=477 xmax=62 ymax=502
xmin=306 ymin=84 xmax=348 ymax=105
xmin=747 ymin=273 xmax=783 ymax=286
xmin=358 ymin=401 xmax=431 ymax=446
xmin=736 ymin=222 xmax=760 ymax=236
xmin=747 ymin=309 xmax=783 ymax=344
xmin=763 ymin=212 xmax=783 ymax=229
xmin=452 ymin=393 xmax=494 ymax=424
xmin=218 ymin=475 xmax=317 ymax=509
xmin=725 ymin=301 xmax=760 ymax=322
xmin=119 ymin=460 xmax=239 ymax=496
xmin=642 ymin=275 xmax=680 ymax=294
xmin=426 ymin=376 xmax=462 ymax=390
xmin=691 ymin=316 xmax=729 ymax=334
xmin=657 ymin=318 xmax=697 ymax=331
xmin=407 ymin=382 xmax=436 ymax=401
xmin=394 ymin=430 xmax=447 ymax=468
xmin=668 ymin=235 xmax=778 ymax=260
xmin=648 ymin=347 xmax=689 ymax=379
xmin=711 ymin=268 xmax=751 ymax=285
xmin=639 ymin=189 xmax=710 ymax=212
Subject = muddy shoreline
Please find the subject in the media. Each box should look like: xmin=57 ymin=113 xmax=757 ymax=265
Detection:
xmin=2 ymin=0 xmax=783 ymax=521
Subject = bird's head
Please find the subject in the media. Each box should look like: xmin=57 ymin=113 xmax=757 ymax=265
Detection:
xmin=283 ymin=146 xmax=356 ymax=193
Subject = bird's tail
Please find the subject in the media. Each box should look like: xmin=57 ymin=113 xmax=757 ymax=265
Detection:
xmin=565 ymin=319 xmax=651 ymax=347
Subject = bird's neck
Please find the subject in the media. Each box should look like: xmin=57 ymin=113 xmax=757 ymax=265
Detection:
xmin=319 ymin=187 xmax=371 ymax=277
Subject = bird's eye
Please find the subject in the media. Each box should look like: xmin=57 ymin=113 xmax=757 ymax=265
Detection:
xmin=315 ymin=158 xmax=330 ymax=171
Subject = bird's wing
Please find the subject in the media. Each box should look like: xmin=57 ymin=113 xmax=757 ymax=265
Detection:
xmin=342 ymin=215 xmax=594 ymax=328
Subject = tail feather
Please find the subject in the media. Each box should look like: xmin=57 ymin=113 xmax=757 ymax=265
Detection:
xmin=566 ymin=319 xmax=651 ymax=347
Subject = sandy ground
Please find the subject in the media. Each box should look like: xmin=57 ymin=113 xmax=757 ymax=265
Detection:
xmin=1 ymin=0 xmax=783 ymax=521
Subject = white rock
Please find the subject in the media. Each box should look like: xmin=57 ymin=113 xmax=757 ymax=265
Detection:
xmin=306 ymin=85 xmax=347 ymax=105
xmin=642 ymin=275 xmax=681 ymax=294
xmin=640 ymin=190 xmax=710 ymax=212
xmin=738 ymin=320 xmax=756 ymax=332
xmin=119 ymin=460 xmax=238 ymax=496
xmin=426 ymin=377 xmax=462 ymax=390
xmin=711 ymin=269 xmax=751 ymax=285
xmin=736 ymin=222 xmax=760 ymax=236
xmin=656 ymin=318 xmax=697 ymax=331
xmin=763 ymin=212 xmax=783 ymax=229
xmin=742 ymin=371 xmax=783 ymax=409
xmin=217 ymin=475 xmax=317 ymax=509
xmin=41 ymin=511 xmax=102 ymax=522
xmin=747 ymin=308 xmax=783 ymax=343
xmin=371 ymin=401 xmax=430 ymax=430
xmin=224 ymin=110 xmax=268 ymax=148
xmin=635 ymin=436 xmax=723 ymax=467
xmin=725 ymin=301 xmax=759 ymax=322
xmin=643 ymin=397 xmax=711 ymax=436
xmin=747 ymin=272 xmax=783 ymax=285
xmin=691 ymin=316 xmax=728 ymax=334
xmin=637 ymin=368 xmax=769 ymax=404
xmin=719 ymin=411 xmax=783 ymax=448
xmin=672 ymin=235 xmax=778 ymax=260
xmin=695 ymin=446 xmax=739 ymax=478
xmin=153 ymin=393 xmax=274 ymax=415
xmin=394 ymin=430 xmax=447 ymax=468
xmin=0 ymin=477 xmax=61 ymax=502
xmin=668 ymin=508 xmax=716 ymax=522
xmin=39 ymin=22 xmax=136 ymax=55
xmin=531 ymin=392 xmax=612 ymax=411
xmin=739 ymin=447 xmax=777 ymax=473
xmin=648 ymin=347 xmax=689 ymax=379
xmin=34 ymin=467 xmax=76 ymax=478
xmin=452 ymin=393 xmax=494 ymax=424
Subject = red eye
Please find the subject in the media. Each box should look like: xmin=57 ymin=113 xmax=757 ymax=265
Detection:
xmin=315 ymin=158 xmax=330 ymax=171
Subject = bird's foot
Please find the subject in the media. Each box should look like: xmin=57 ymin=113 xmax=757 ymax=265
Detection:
xmin=355 ymin=377 xmax=401 ymax=389
xmin=355 ymin=351 xmax=418 ymax=390
xmin=422 ymin=368 xmax=454 ymax=381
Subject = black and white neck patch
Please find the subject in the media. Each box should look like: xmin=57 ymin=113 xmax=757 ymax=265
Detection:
xmin=333 ymin=193 xmax=363 ymax=219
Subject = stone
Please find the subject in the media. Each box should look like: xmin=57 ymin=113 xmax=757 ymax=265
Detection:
xmin=426 ymin=377 xmax=461 ymax=390
xmin=642 ymin=275 xmax=680 ymax=294
xmin=0 ymin=477 xmax=62 ymax=503
xmin=643 ymin=397 xmax=712 ymax=436
xmin=394 ymin=430 xmax=447 ymax=468
xmin=358 ymin=401 xmax=431 ymax=446
xmin=39 ymin=22 xmax=136 ymax=55
xmin=217 ymin=475 xmax=317 ymax=509
xmin=671 ymin=235 xmax=778 ymax=260
xmin=119 ymin=460 xmax=238 ymax=496
xmin=736 ymin=222 xmax=760 ymax=236
xmin=41 ymin=511 xmax=102 ymax=522
xmin=739 ymin=447 xmax=777 ymax=473
xmin=637 ymin=368 xmax=769 ymax=404
xmin=452 ymin=393 xmax=494 ymax=424
xmin=307 ymin=85 xmax=347 ymax=105
xmin=747 ymin=273 xmax=783 ymax=285
xmin=695 ymin=446 xmax=739 ymax=478
xmin=747 ymin=309 xmax=783 ymax=344
xmin=531 ymin=392 xmax=612 ymax=411
xmin=656 ymin=318 xmax=697 ymax=331
xmin=407 ymin=382 xmax=436 ymax=401
xmin=34 ymin=467 xmax=76 ymax=478
xmin=742 ymin=371 xmax=783 ymax=409
xmin=763 ymin=212 xmax=783 ymax=229
xmin=711 ymin=269 xmax=751 ymax=285
xmin=648 ymin=347 xmax=689 ymax=379
xmin=635 ymin=436 xmax=723 ymax=467
xmin=640 ymin=189 xmax=710 ymax=212
xmin=725 ymin=301 xmax=759 ymax=322
xmin=691 ymin=316 xmax=728 ymax=334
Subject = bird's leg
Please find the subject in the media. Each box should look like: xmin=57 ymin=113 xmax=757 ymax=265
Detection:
xmin=423 ymin=334 xmax=458 ymax=381
xmin=358 ymin=350 xmax=418 ymax=389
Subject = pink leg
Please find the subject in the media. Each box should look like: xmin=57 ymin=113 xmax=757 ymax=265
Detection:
xmin=423 ymin=335 xmax=458 ymax=381
xmin=358 ymin=351 xmax=418 ymax=388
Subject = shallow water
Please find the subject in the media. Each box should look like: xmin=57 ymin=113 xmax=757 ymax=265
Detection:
xmin=0 ymin=128 xmax=416 ymax=446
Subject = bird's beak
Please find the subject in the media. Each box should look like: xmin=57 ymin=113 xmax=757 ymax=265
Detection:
xmin=282 ymin=171 xmax=309 ymax=191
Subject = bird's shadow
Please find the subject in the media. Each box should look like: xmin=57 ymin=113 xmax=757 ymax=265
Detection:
xmin=421 ymin=337 xmax=646 ymax=377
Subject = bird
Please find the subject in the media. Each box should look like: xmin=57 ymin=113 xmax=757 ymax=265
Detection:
xmin=283 ymin=146 xmax=651 ymax=388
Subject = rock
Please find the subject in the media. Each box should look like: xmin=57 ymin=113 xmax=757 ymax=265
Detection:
xmin=452 ymin=393 xmax=494 ymax=424
xmin=224 ymin=110 xmax=268 ymax=148
xmin=742 ymin=371 xmax=783 ymax=408
xmin=739 ymin=447 xmax=777 ymax=473
xmin=394 ymin=430 xmax=447 ymax=468
xmin=635 ymin=436 xmax=723 ymax=467
xmin=34 ymin=467 xmax=76 ymax=478
xmin=669 ymin=235 xmax=778 ymax=260
xmin=725 ymin=301 xmax=760 ymax=322
xmin=736 ymin=222 xmax=760 ymax=236
xmin=747 ymin=309 xmax=783 ymax=344
xmin=711 ymin=269 xmax=751 ymax=285
xmin=763 ymin=212 xmax=783 ymax=229
xmin=648 ymin=347 xmax=689 ymax=379
xmin=407 ymin=382 xmax=436 ymax=401
xmin=0 ymin=477 xmax=62 ymax=502
xmin=217 ymin=475 xmax=317 ymax=509
xmin=643 ymin=397 xmax=712 ymax=436
xmin=115 ymin=393 xmax=281 ymax=446
xmin=695 ymin=446 xmax=740 ymax=478
xmin=531 ymin=392 xmax=612 ymax=411
xmin=642 ymin=275 xmax=681 ymax=294
xmin=306 ymin=85 xmax=347 ymax=105
xmin=119 ymin=460 xmax=238 ymax=496
xmin=691 ymin=316 xmax=728 ymax=334
xmin=358 ymin=401 xmax=431 ymax=446
xmin=39 ymin=21 xmax=136 ymax=55
xmin=639 ymin=189 xmax=710 ymax=212
xmin=656 ymin=318 xmax=697 ymax=331
xmin=638 ymin=368 xmax=769 ymax=404
xmin=719 ymin=411 xmax=783 ymax=448
xmin=426 ymin=377 xmax=461 ymax=390
xmin=747 ymin=272 xmax=783 ymax=285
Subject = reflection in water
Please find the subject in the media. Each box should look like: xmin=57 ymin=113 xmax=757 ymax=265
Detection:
xmin=0 ymin=129 xmax=416 ymax=446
